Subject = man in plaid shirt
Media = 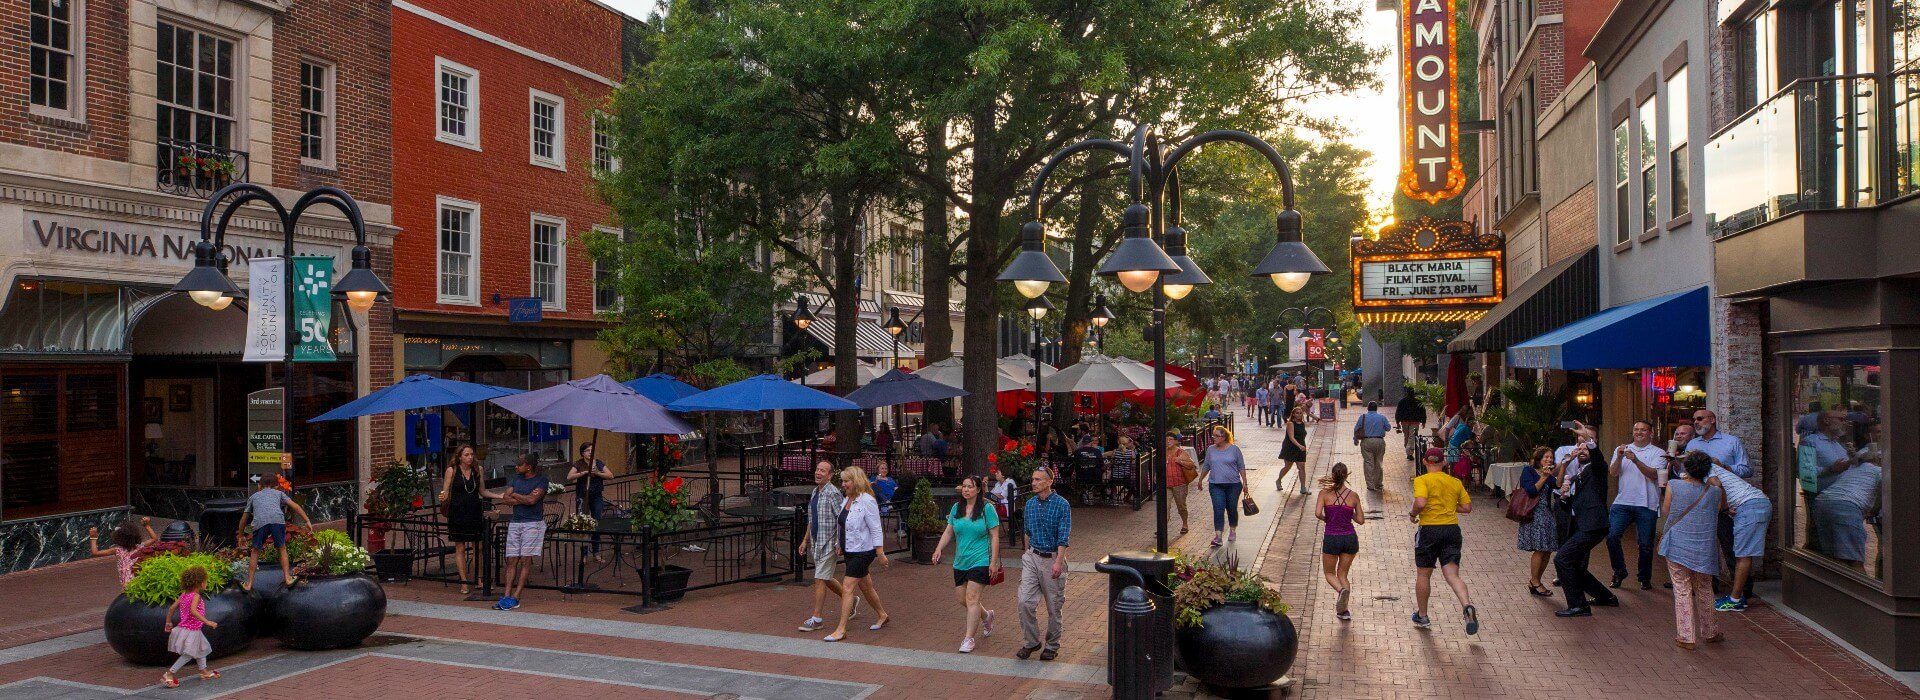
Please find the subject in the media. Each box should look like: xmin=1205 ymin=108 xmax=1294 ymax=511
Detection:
xmin=798 ymin=461 xmax=856 ymax=631
xmin=1017 ymin=466 xmax=1072 ymax=661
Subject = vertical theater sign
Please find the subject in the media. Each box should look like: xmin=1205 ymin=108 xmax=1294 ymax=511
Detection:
xmin=1400 ymin=0 xmax=1464 ymax=203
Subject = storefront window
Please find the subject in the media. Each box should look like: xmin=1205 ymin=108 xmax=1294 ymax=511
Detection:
xmin=1788 ymin=355 xmax=1884 ymax=579
xmin=0 ymin=365 xmax=126 ymax=521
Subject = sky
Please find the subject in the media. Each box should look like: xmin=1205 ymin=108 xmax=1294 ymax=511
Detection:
xmin=597 ymin=0 xmax=1401 ymax=209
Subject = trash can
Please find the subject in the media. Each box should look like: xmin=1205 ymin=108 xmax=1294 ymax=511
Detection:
xmin=197 ymin=497 xmax=248 ymax=550
xmin=1095 ymin=561 xmax=1160 ymax=700
xmin=1098 ymin=550 xmax=1175 ymax=693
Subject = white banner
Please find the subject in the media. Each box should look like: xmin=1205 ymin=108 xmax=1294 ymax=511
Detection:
xmin=1288 ymin=329 xmax=1305 ymax=362
xmin=243 ymin=257 xmax=285 ymax=362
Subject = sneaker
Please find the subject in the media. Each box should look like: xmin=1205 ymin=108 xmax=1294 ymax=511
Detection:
xmin=504 ymin=597 xmax=521 ymax=611
xmin=492 ymin=597 xmax=512 ymax=610
xmin=1336 ymin=587 xmax=1350 ymax=613
xmin=1463 ymin=605 xmax=1479 ymax=635
xmin=799 ymin=616 xmax=825 ymax=632
xmin=1336 ymin=610 xmax=1352 ymax=621
xmin=1411 ymin=612 xmax=1431 ymax=629
xmin=982 ymin=609 xmax=995 ymax=637
xmin=1713 ymin=596 xmax=1746 ymax=612
xmin=959 ymin=637 xmax=976 ymax=653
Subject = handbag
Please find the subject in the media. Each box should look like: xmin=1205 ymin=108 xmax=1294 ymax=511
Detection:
xmin=988 ymin=567 xmax=1006 ymax=585
xmin=1504 ymin=488 xmax=1539 ymax=524
xmin=1241 ymin=495 xmax=1260 ymax=516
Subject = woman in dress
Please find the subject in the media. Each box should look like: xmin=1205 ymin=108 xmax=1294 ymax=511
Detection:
xmin=439 ymin=443 xmax=486 ymax=595
xmin=1516 ymin=447 xmax=1560 ymax=596
xmin=930 ymin=476 xmax=1002 ymax=653
xmin=1316 ymin=463 xmax=1364 ymax=620
xmin=824 ymin=466 xmax=890 ymax=642
xmin=1276 ymin=405 xmax=1312 ymax=495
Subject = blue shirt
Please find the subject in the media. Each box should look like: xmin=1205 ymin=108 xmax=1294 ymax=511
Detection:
xmin=873 ymin=476 xmax=898 ymax=504
xmin=1687 ymin=431 xmax=1751 ymax=478
xmin=507 ymin=473 xmax=547 ymax=523
xmin=1024 ymin=492 xmax=1072 ymax=553
xmin=1201 ymin=443 xmax=1246 ymax=485
xmin=1354 ymin=411 xmax=1391 ymax=439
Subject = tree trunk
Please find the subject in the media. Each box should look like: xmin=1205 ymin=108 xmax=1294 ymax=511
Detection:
xmin=1050 ymin=176 xmax=1104 ymax=438
xmin=921 ymin=118 xmax=954 ymax=364
xmin=960 ymin=112 xmax=1004 ymax=475
xmin=831 ymin=198 xmax=863 ymax=454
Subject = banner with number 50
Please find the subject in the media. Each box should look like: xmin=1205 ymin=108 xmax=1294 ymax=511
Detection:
xmin=291 ymin=255 xmax=336 ymax=362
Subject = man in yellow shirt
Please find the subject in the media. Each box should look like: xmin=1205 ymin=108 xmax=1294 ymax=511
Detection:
xmin=1409 ymin=448 xmax=1478 ymax=634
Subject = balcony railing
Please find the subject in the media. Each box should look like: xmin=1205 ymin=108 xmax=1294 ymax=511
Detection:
xmin=1705 ymin=74 xmax=1879 ymax=238
xmin=157 ymin=138 xmax=249 ymax=197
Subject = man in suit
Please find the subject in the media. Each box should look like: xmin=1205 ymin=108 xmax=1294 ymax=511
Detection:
xmin=1554 ymin=425 xmax=1620 ymax=617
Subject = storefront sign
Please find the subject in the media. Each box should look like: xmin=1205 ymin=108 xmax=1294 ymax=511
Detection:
xmin=1399 ymin=0 xmax=1464 ymax=204
xmin=22 ymin=212 xmax=340 ymax=269
xmin=1352 ymin=217 xmax=1504 ymax=323
xmin=243 ymin=257 xmax=287 ymax=362
xmin=291 ymin=256 xmax=335 ymax=362
xmin=507 ymin=297 xmax=543 ymax=323
xmin=246 ymin=388 xmax=285 ymax=475
xmin=1358 ymin=256 xmax=1499 ymax=301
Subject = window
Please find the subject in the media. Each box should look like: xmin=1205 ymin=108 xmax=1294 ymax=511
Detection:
xmin=531 ymin=215 xmax=565 ymax=309
xmin=1637 ymin=97 xmax=1657 ymax=234
xmin=299 ymin=61 xmax=333 ymax=166
xmin=593 ymin=226 xmax=622 ymax=312
xmin=157 ymin=20 xmax=237 ymax=150
xmin=890 ymin=224 xmax=921 ymax=293
xmin=436 ymin=58 xmax=479 ymax=149
xmin=530 ymin=91 xmax=564 ymax=169
xmin=1613 ymin=118 xmax=1630 ymax=245
xmin=29 ymin=0 xmax=81 ymax=117
xmin=1666 ymin=67 xmax=1690 ymax=220
xmin=1 ymin=366 xmax=125 ymax=520
xmin=1788 ymin=356 xmax=1884 ymax=580
xmin=592 ymin=112 xmax=617 ymax=172
xmin=1497 ymin=75 xmax=1538 ymax=215
xmin=1734 ymin=12 xmax=1776 ymax=113
xmin=437 ymin=198 xmax=479 ymax=304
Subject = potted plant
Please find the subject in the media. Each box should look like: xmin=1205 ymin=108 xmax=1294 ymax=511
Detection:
xmin=272 ymin=529 xmax=386 ymax=651
xmin=630 ymin=476 xmax=696 ymax=601
xmin=365 ymin=461 xmax=429 ymax=557
xmin=105 ymin=551 xmax=255 ymax=665
xmin=906 ymin=479 xmax=942 ymax=564
xmin=1170 ymin=555 xmax=1297 ymax=691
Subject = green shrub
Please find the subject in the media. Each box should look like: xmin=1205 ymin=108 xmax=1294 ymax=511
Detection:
xmin=124 ymin=552 xmax=234 ymax=606
xmin=906 ymin=479 xmax=942 ymax=535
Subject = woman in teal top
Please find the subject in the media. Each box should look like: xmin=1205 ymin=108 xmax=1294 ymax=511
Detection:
xmin=932 ymin=475 xmax=1002 ymax=654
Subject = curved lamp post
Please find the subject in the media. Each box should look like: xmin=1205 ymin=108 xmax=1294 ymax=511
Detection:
xmin=999 ymin=125 xmax=1331 ymax=553
xmin=1089 ymin=294 xmax=1116 ymax=351
xmin=1278 ymin=306 xmax=1339 ymax=382
xmin=1024 ymin=296 xmax=1054 ymax=450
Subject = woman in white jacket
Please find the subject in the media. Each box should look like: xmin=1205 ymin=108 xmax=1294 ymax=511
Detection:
xmin=824 ymin=466 xmax=891 ymax=641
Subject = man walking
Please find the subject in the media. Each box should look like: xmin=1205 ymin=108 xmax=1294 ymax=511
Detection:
xmin=798 ymin=461 xmax=855 ymax=631
xmin=492 ymin=452 xmax=547 ymax=611
xmin=1606 ymin=420 xmax=1668 ymax=590
xmin=1254 ymin=384 xmax=1271 ymax=427
xmin=1017 ymin=466 xmax=1072 ymax=661
xmin=1352 ymin=401 xmax=1392 ymax=492
xmin=1554 ymin=437 xmax=1619 ymax=617
xmin=1394 ymin=386 xmax=1427 ymax=459
xmin=1409 ymin=448 xmax=1478 ymax=634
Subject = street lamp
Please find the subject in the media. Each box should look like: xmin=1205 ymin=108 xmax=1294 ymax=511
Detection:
xmin=1006 ymin=125 xmax=1331 ymax=554
xmin=883 ymin=306 xmax=907 ymax=363
xmin=1000 ymin=221 xmax=1068 ymax=299
xmin=791 ymin=295 xmax=815 ymax=331
xmin=1024 ymin=295 xmax=1054 ymax=451
xmin=1159 ymin=224 xmax=1212 ymax=300
xmin=1276 ymin=306 xmax=1339 ymax=386
xmin=1089 ymin=294 xmax=1116 ymax=352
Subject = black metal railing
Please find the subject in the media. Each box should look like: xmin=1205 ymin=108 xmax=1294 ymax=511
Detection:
xmin=157 ymin=138 xmax=249 ymax=196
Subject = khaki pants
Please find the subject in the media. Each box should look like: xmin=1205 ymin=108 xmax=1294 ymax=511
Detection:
xmin=1359 ymin=437 xmax=1386 ymax=491
xmin=1170 ymin=482 xmax=1191 ymax=526
xmin=1018 ymin=549 xmax=1066 ymax=651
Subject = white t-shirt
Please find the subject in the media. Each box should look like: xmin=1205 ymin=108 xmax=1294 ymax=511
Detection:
xmin=990 ymin=478 xmax=1016 ymax=504
xmin=1611 ymin=443 xmax=1668 ymax=510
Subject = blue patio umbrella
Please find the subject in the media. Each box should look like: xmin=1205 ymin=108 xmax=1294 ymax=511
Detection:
xmin=622 ymin=373 xmax=701 ymax=406
xmin=843 ymin=368 xmax=969 ymax=409
xmin=309 ymin=373 xmax=521 ymax=422
xmin=491 ymin=374 xmax=693 ymax=435
xmin=666 ymin=374 xmax=858 ymax=412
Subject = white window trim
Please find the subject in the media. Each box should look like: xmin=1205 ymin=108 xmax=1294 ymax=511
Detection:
xmin=530 ymin=213 xmax=567 ymax=310
xmin=436 ymin=196 xmax=482 ymax=306
xmin=434 ymin=57 xmax=481 ymax=151
xmin=529 ymin=89 xmax=566 ymax=171
xmin=28 ymin=0 xmax=85 ymax=122
xmin=592 ymin=224 xmax=622 ymax=313
xmin=298 ymin=58 xmax=336 ymax=168
xmin=592 ymin=111 xmax=619 ymax=173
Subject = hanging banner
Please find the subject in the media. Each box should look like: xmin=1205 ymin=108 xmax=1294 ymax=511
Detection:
xmin=1399 ymin=0 xmax=1465 ymax=204
xmin=242 ymin=257 xmax=286 ymax=362
xmin=1288 ymin=329 xmax=1306 ymax=362
xmin=1305 ymin=329 xmax=1328 ymax=362
xmin=291 ymin=255 xmax=336 ymax=362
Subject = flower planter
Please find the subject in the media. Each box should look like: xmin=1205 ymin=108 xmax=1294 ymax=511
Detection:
xmin=1173 ymin=601 xmax=1297 ymax=691
xmin=104 ymin=590 xmax=254 ymax=666
xmin=647 ymin=564 xmax=693 ymax=602
xmin=244 ymin=566 xmax=290 ymax=636
xmin=273 ymin=574 xmax=386 ymax=651
xmin=909 ymin=532 xmax=941 ymax=564
xmin=371 ymin=549 xmax=415 ymax=583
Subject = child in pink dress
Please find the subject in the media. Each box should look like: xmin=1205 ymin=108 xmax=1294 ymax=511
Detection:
xmin=88 ymin=517 xmax=157 ymax=585
xmin=162 ymin=566 xmax=220 ymax=688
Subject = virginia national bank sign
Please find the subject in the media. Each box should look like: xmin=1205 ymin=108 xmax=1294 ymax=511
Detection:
xmin=21 ymin=212 xmax=339 ymax=270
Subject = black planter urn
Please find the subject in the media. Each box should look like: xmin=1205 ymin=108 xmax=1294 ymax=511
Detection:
xmin=1172 ymin=601 xmax=1298 ymax=691
xmin=910 ymin=533 xmax=941 ymax=564
xmin=273 ymin=574 xmax=386 ymax=651
xmin=244 ymin=567 xmax=289 ymax=636
xmin=647 ymin=565 xmax=693 ymax=602
xmin=104 ymin=590 xmax=255 ymax=666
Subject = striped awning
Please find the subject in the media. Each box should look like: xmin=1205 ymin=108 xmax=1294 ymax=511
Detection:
xmin=803 ymin=315 xmax=899 ymax=358
xmin=886 ymin=289 xmax=963 ymax=314
xmin=795 ymin=292 xmax=879 ymax=316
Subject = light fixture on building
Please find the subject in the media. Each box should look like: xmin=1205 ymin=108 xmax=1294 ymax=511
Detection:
xmin=999 ymin=221 xmax=1067 ymax=299
xmin=1574 ymin=385 xmax=1594 ymax=408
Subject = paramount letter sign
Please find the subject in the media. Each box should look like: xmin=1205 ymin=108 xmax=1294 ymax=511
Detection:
xmin=1400 ymin=0 xmax=1464 ymax=204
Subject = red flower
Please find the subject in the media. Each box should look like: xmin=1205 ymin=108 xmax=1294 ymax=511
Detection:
xmin=670 ymin=450 xmax=683 ymax=460
xmin=1001 ymin=438 xmax=1016 ymax=451
xmin=410 ymin=497 xmax=424 ymax=508
xmin=1020 ymin=443 xmax=1034 ymax=457
xmin=663 ymin=477 xmax=684 ymax=494
xmin=987 ymin=453 xmax=999 ymax=464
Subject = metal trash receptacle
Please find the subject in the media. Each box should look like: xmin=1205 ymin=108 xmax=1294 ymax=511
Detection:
xmin=1098 ymin=550 xmax=1175 ymax=693
xmin=197 ymin=497 xmax=248 ymax=549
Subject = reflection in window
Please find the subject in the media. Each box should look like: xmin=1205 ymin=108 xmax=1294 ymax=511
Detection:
xmin=1790 ymin=356 xmax=1883 ymax=578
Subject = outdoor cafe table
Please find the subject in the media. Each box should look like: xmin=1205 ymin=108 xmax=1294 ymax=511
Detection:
xmin=772 ymin=485 xmax=817 ymax=506
xmin=722 ymin=504 xmax=795 ymax=566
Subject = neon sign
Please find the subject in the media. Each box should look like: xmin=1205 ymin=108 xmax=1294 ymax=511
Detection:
xmin=1399 ymin=0 xmax=1464 ymax=203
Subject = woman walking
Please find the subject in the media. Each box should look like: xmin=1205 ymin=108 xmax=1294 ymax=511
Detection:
xmin=1316 ymin=463 xmax=1364 ymax=620
xmin=438 ymin=443 xmax=485 ymax=595
xmin=1164 ymin=433 xmax=1196 ymax=535
xmin=1516 ymin=447 xmax=1560 ymax=597
xmin=1196 ymin=426 xmax=1251 ymax=548
xmin=931 ymin=476 xmax=1002 ymax=653
xmin=1277 ymin=405 xmax=1312 ymax=495
xmin=1661 ymin=452 xmax=1724 ymax=649
xmin=824 ymin=466 xmax=890 ymax=642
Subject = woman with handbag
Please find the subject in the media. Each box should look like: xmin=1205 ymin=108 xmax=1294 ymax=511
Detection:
xmin=1660 ymin=452 xmax=1725 ymax=649
xmin=930 ymin=475 xmax=1001 ymax=653
xmin=1514 ymin=447 xmax=1560 ymax=597
xmin=1164 ymin=432 xmax=1197 ymax=536
xmin=438 ymin=443 xmax=486 ymax=596
xmin=1196 ymin=426 xmax=1252 ymax=548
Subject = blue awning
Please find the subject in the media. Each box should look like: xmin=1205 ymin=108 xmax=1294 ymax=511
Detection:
xmin=1507 ymin=286 xmax=1709 ymax=370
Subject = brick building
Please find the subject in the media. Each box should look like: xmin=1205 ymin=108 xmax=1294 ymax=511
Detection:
xmin=0 ymin=0 xmax=395 ymax=571
xmin=386 ymin=0 xmax=637 ymax=476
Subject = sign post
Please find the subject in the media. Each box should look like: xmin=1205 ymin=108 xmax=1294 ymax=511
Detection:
xmin=247 ymin=388 xmax=286 ymax=478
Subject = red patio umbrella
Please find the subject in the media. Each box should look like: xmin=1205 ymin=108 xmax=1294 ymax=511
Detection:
xmin=1443 ymin=353 xmax=1468 ymax=418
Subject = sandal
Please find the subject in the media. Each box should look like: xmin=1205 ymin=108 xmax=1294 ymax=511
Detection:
xmin=868 ymin=615 xmax=890 ymax=631
xmin=162 ymin=675 xmax=180 ymax=689
xmin=1528 ymin=584 xmax=1554 ymax=597
xmin=199 ymin=670 xmax=221 ymax=680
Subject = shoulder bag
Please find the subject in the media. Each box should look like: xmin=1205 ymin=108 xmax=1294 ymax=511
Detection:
xmin=1504 ymin=487 xmax=1539 ymax=524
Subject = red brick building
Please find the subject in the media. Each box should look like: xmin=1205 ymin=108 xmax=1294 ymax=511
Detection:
xmin=388 ymin=0 xmax=635 ymax=475
xmin=0 ymin=0 xmax=395 ymax=571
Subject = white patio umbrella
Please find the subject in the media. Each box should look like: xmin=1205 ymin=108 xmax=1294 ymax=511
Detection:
xmin=1045 ymin=353 xmax=1160 ymax=393
xmin=913 ymin=357 xmax=1026 ymax=392
xmin=998 ymin=354 xmax=1059 ymax=392
xmin=799 ymin=361 xmax=887 ymax=387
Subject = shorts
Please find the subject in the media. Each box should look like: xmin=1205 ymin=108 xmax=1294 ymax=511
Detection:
xmin=505 ymin=520 xmax=546 ymax=558
xmin=1731 ymin=498 xmax=1772 ymax=559
xmin=1322 ymin=533 xmax=1359 ymax=556
xmin=953 ymin=566 xmax=991 ymax=586
xmin=250 ymin=523 xmax=287 ymax=549
xmin=1413 ymin=524 xmax=1463 ymax=568
xmin=811 ymin=547 xmax=839 ymax=581
xmin=844 ymin=550 xmax=877 ymax=578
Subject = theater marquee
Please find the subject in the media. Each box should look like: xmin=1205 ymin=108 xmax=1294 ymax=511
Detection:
xmin=1352 ymin=217 xmax=1504 ymax=324
xmin=1400 ymin=0 xmax=1464 ymax=204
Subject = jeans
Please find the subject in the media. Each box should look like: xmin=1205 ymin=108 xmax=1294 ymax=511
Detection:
xmin=1605 ymin=504 xmax=1658 ymax=583
xmin=1208 ymin=482 xmax=1243 ymax=531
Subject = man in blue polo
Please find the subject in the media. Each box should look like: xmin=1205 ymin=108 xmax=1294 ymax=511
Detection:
xmin=1017 ymin=466 xmax=1071 ymax=662
xmin=1352 ymin=401 xmax=1392 ymax=492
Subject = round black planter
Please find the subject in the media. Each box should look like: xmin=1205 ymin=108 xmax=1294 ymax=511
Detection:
xmin=1173 ymin=601 xmax=1297 ymax=690
xmin=104 ymin=589 xmax=255 ymax=666
xmin=273 ymin=574 xmax=386 ymax=651
xmin=244 ymin=566 xmax=289 ymax=636
xmin=647 ymin=565 xmax=693 ymax=602
xmin=909 ymin=533 xmax=940 ymax=564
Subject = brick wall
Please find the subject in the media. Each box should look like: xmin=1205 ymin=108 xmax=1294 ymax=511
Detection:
xmin=270 ymin=0 xmax=393 ymax=203
xmin=1710 ymin=296 xmax=1765 ymax=476
xmin=367 ymin=244 xmax=396 ymax=466
xmin=0 ymin=0 xmax=131 ymax=158
xmin=1544 ymin=182 xmax=1596 ymax=261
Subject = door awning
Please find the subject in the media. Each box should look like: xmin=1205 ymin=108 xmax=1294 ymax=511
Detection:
xmin=1448 ymin=247 xmax=1597 ymax=354
xmin=1507 ymin=286 xmax=1710 ymax=370
xmin=803 ymin=315 xmax=899 ymax=358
